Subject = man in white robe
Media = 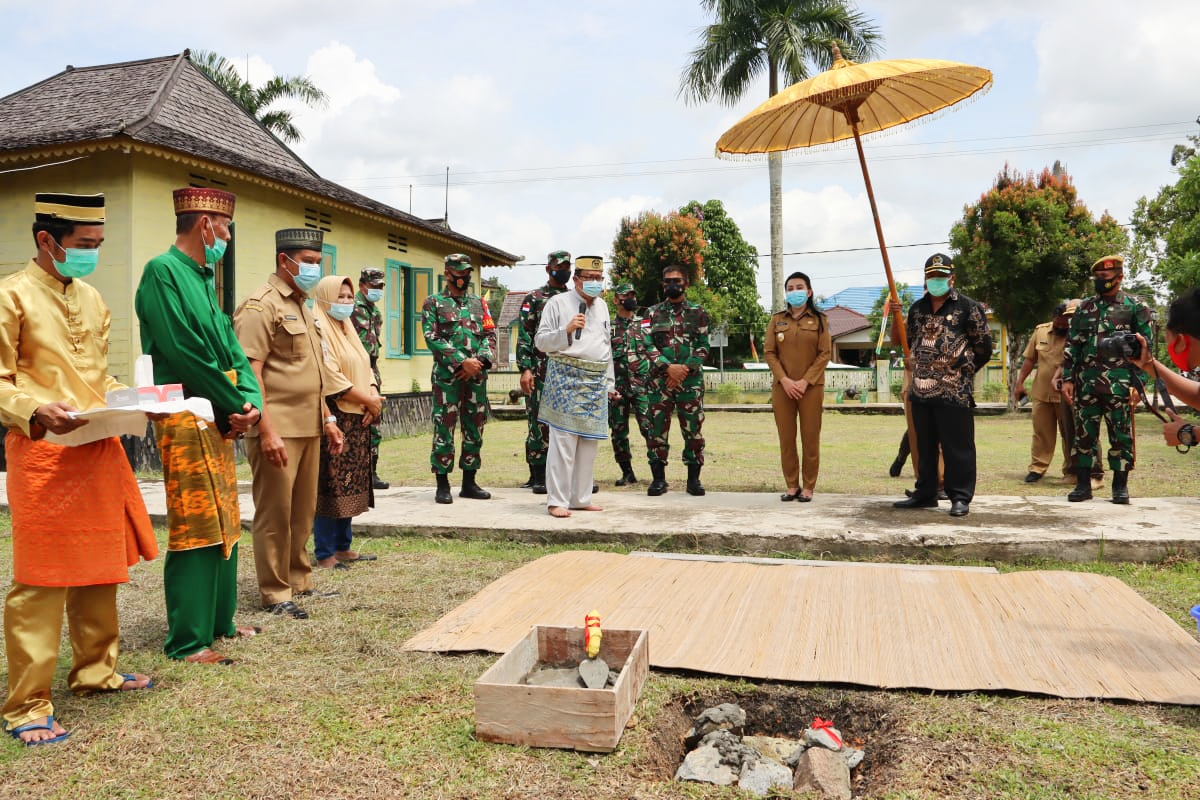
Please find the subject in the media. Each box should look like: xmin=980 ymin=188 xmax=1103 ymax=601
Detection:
xmin=534 ymin=256 xmax=616 ymax=517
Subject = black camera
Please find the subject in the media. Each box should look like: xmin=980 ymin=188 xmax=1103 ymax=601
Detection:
xmin=1097 ymin=332 xmax=1142 ymax=360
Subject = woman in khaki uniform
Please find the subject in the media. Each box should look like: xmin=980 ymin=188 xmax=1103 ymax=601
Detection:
xmin=764 ymin=272 xmax=832 ymax=502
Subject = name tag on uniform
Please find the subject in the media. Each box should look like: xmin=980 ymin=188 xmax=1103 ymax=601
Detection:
xmin=284 ymin=314 xmax=299 ymax=321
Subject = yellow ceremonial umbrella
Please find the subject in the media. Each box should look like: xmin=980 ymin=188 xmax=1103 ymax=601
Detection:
xmin=716 ymin=45 xmax=992 ymax=357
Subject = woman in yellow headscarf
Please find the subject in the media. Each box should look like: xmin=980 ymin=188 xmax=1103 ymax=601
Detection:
xmin=312 ymin=275 xmax=383 ymax=568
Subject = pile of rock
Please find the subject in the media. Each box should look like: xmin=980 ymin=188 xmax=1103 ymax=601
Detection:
xmin=674 ymin=703 xmax=865 ymax=799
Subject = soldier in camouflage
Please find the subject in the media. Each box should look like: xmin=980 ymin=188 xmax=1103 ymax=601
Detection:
xmin=642 ymin=265 xmax=710 ymax=497
xmin=352 ymin=267 xmax=388 ymax=490
xmin=516 ymin=250 xmax=571 ymax=493
xmin=1061 ymin=255 xmax=1154 ymax=504
xmin=609 ymin=282 xmax=652 ymax=486
xmin=421 ymin=254 xmax=497 ymax=504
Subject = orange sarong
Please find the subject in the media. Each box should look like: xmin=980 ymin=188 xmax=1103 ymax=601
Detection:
xmin=5 ymin=432 xmax=158 ymax=587
xmin=154 ymin=411 xmax=240 ymax=557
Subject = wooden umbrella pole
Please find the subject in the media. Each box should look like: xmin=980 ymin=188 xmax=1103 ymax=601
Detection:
xmin=849 ymin=118 xmax=910 ymax=359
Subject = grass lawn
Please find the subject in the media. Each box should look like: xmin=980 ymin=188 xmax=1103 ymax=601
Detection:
xmin=0 ymin=512 xmax=1198 ymax=797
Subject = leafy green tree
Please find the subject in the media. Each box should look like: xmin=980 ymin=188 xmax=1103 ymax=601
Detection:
xmin=611 ymin=210 xmax=708 ymax=304
xmin=680 ymin=199 xmax=766 ymax=361
xmin=866 ymin=282 xmax=911 ymax=353
xmin=950 ymin=163 xmax=1128 ymax=408
xmin=678 ymin=0 xmax=882 ymax=312
xmin=1130 ymin=126 xmax=1200 ymax=296
xmin=191 ymin=49 xmax=328 ymax=143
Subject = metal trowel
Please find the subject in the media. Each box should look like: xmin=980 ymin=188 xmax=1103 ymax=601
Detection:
xmin=578 ymin=609 xmax=609 ymax=689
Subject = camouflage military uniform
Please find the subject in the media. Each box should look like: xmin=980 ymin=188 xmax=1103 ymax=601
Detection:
xmin=352 ymin=289 xmax=384 ymax=454
xmin=516 ymin=283 xmax=566 ymax=466
xmin=1062 ymin=291 xmax=1154 ymax=472
xmin=609 ymin=310 xmax=652 ymax=463
xmin=422 ymin=290 xmax=495 ymax=474
xmin=643 ymin=299 xmax=710 ymax=466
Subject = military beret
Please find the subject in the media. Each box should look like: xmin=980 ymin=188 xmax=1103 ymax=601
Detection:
xmin=547 ymin=250 xmax=571 ymax=267
xmin=359 ymin=268 xmax=385 ymax=285
xmin=1091 ymin=255 xmax=1124 ymax=273
xmin=613 ymin=282 xmax=635 ymax=295
xmin=444 ymin=253 xmax=473 ymax=271
xmin=923 ymin=253 xmax=954 ymax=276
xmin=276 ymin=228 xmax=323 ymax=252
xmin=35 ymin=192 xmax=105 ymax=223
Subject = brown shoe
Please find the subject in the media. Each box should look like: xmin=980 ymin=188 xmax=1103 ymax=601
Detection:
xmin=183 ymin=648 xmax=234 ymax=666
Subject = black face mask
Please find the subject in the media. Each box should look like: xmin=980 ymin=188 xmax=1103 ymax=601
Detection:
xmin=1094 ymin=276 xmax=1119 ymax=295
xmin=550 ymin=268 xmax=571 ymax=285
xmin=663 ymin=283 xmax=685 ymax=300
xmin=620 ymin=297 xmax=638 ymax=311
xmin=448 ymin=273 xmax=470 ymax=291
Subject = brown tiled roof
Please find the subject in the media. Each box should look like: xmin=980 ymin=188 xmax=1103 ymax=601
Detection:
xmin=0 ymin=52 xmax=520 ymax=266
xmin=825 ymin=305 xmax=872 ymax=339
xmin=498 ymin=289 xmax=534 ymax=327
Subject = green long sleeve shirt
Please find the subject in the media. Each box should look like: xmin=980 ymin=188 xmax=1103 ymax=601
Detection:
xmin=135 ymin=246 xmax=262 ymax=426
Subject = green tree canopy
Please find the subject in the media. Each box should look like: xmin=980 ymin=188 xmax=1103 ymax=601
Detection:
xmin=191 ymin=49 xmax=328 ymax=143
xmin=1130 ymin=126 xmax=1200 ymax=296
xmin=950 ymin=162 xmax=1128 ymax=406
xmin=678 ymin=0 xmax=882 ymax=312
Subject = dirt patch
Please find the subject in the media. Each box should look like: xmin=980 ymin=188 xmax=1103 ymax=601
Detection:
xmin=637 ymin=684 xmax=906 ymax=796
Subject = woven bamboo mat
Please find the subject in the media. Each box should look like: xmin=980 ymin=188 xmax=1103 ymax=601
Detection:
xmin=403 ymin=551 xmax=1200 ymax=704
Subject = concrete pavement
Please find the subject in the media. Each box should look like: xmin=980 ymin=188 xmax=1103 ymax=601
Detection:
xmin=2 ymin=474 xmax=1197 ymax=563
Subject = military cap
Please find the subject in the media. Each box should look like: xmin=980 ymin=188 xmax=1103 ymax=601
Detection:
xmin=1063 ymin=298 xmax=1081 ymax=316
xmin=34 ymin=192 xmax=105 ymax=223
xmin=444 ymin=253 xmax=473 ymax=271
xmin=923 ymin=253 xmax=954 ymax=276
xmin=276 ymin=228 xmax=323 ymax=252
xmin=547 ymin=250 xmax=571 ymax=267
xmin=574 ymin=255 xmax=604 ymax=273
xmin=173 ymin=187 xmax=235 ymax=217
xmin=359 ymin=267 xmax=385 ymax=286
xmin=1091 ymin=254 xmax=1124 ymax=273
xmin=613 ymin=282 xmax=635 ymax=295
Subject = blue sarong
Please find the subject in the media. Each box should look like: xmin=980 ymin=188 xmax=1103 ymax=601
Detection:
xmin=538 ymin=354 xmax=610 ymax=440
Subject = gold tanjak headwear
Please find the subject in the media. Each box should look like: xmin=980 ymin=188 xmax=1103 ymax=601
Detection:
xmin=34 ymin=192 xmax=105 ymax=223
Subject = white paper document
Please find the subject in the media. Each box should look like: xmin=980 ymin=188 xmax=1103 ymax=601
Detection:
xmin=44 ymin=397 xmax=216 ymax=447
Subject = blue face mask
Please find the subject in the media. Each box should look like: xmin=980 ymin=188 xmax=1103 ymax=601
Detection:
xmin=582 ymin=280 xmax=604 ymax=298
xmin=51 ymin=240 xmax=99 ymax=279
xmin=286 ymin=256 xmax=322 ymax=291
xmin=365 ymin=288 xmax=384 ymax=304
xmin=786 ymin=289 xmax=808 ymax=308
xmin=203 ymin=219 xmax=229 ymax=265
xmin=328 ymin=302 xmax=354 ymax=321
xmin=926 ymin=277 xmax=951 ymax=297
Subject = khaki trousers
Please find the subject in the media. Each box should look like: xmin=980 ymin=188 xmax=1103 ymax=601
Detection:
xmin=246 ymin=436 xmax=319 ymax=606
xmin=3 ymin=582 xmax=123 ymax=729
xmin=1028 ymin=398 xmax=1062 ymax=475
xmin=772 ymin=384 xmax=824 ymax=492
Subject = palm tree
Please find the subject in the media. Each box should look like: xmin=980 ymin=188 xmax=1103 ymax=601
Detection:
xmin=679 ymin=0 xmax=882 ymax=311
xmin=190 ymin=49 xmax=328 ymax=144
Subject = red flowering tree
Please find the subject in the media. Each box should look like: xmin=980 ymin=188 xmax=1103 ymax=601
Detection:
xmin=611 ymin=211 xmax=707 ymax=303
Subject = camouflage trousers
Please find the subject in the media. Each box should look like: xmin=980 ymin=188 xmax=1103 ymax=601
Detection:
xmin=1072 ymin=396 xmax=1135 ymax=472
xmin=524 ymin=380 xmax=550 ymax=467
xmin=608 ymin=390 xmax=651 ymax=464
xmin=430 ymin=375 xmax=487 ymax=474
xmin=645 ymin=386 xmax=705 ymax=466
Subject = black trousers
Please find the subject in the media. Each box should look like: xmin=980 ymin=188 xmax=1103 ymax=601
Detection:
xmin=910 ymin=400 xmax=975 ymax=504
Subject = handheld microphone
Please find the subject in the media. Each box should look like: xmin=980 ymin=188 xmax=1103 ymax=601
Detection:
xmin=575 ymin=301 xmax=586 ymax=340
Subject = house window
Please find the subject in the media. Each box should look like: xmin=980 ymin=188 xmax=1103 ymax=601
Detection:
xmin=321 ymin=243 xmax=337 ymax=277
xmin=304 ymin=207 xmax=333 ymax=233
xmin=385 ymin=259 xmax=407 ymax=358
xmin=410 ymin=267 xmax=433 ymax=354
xmin=212 ymin=221 xmax=237 ymax=315
xmin=187 ymin=172 xmax=229 ymax=189
xmin=387 ymin=232 xmax=408 ymax=253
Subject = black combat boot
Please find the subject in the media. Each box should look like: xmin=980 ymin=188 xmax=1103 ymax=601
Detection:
xmin=435 ymin=473 xmax=453 ymax=505
xmin=1111 ymin=470 xmax=1129 ymax=505
xmin=1067 ymin=471 xmax=1092 ymax=502
xmin=686 ymin=463 xmax=706 ymax=496
xmin=371 ymin=454 xmax=389 ymax=490
xmin=531 ymin=464 xmax=547 ymax=495
xmin=460 ymin=470 xmax=492 ymax=500
xmin=647 ymin=463 xmax=668 ymax=497
xmin=615 ymin=460 xmax=638 ymax=486
xmin=519 ymin=465 xmax=536 ymax=489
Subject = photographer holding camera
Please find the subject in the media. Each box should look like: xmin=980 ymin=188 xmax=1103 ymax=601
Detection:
xmin=1060 ymin=255 xmax=1154 ymax=504
xmin=1127 ymin=288 xmax=1200 ymax=447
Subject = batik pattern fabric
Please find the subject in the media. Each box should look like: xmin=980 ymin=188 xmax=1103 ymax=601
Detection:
xmin=905 ymin=290 xmax=992 ymax=408
xmin=315 ymin=407 xmax=373 ymax=518
xmin=539 ymin=354 xmax=611 ymax=440
xmin=155 ymin=410 xmax=240 ymax=558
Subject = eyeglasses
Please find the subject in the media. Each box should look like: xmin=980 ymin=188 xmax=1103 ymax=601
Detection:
xmin=576 ymin=273 xmax=603 ymax=282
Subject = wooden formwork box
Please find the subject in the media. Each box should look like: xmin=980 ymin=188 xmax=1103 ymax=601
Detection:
xmin=474 ymin=625 xmax=649 ymax=752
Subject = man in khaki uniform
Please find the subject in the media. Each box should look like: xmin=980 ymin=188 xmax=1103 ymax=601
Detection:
xmin=1014 ymin=300 xmax=1101 ymax=485
xmin=234 ymin=228 xmax=344 ymax=619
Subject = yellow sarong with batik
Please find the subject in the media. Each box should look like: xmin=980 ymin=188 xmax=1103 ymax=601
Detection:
xmin=155 ymin=370 xmax=241 ymax=557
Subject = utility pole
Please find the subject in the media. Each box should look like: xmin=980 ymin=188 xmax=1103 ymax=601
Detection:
xmin=444 ymin=167 xmax=449 ymax=225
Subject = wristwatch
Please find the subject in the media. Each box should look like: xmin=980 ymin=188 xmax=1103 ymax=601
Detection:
xmin=1179 ymin=423 xmax=1196 ymax=447
xmin=324 ymin=415 xmax=338 ymax=425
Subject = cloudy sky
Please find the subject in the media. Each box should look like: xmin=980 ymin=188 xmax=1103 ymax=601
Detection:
xmin=2 ymin=0 xmax=1197 ymax=306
